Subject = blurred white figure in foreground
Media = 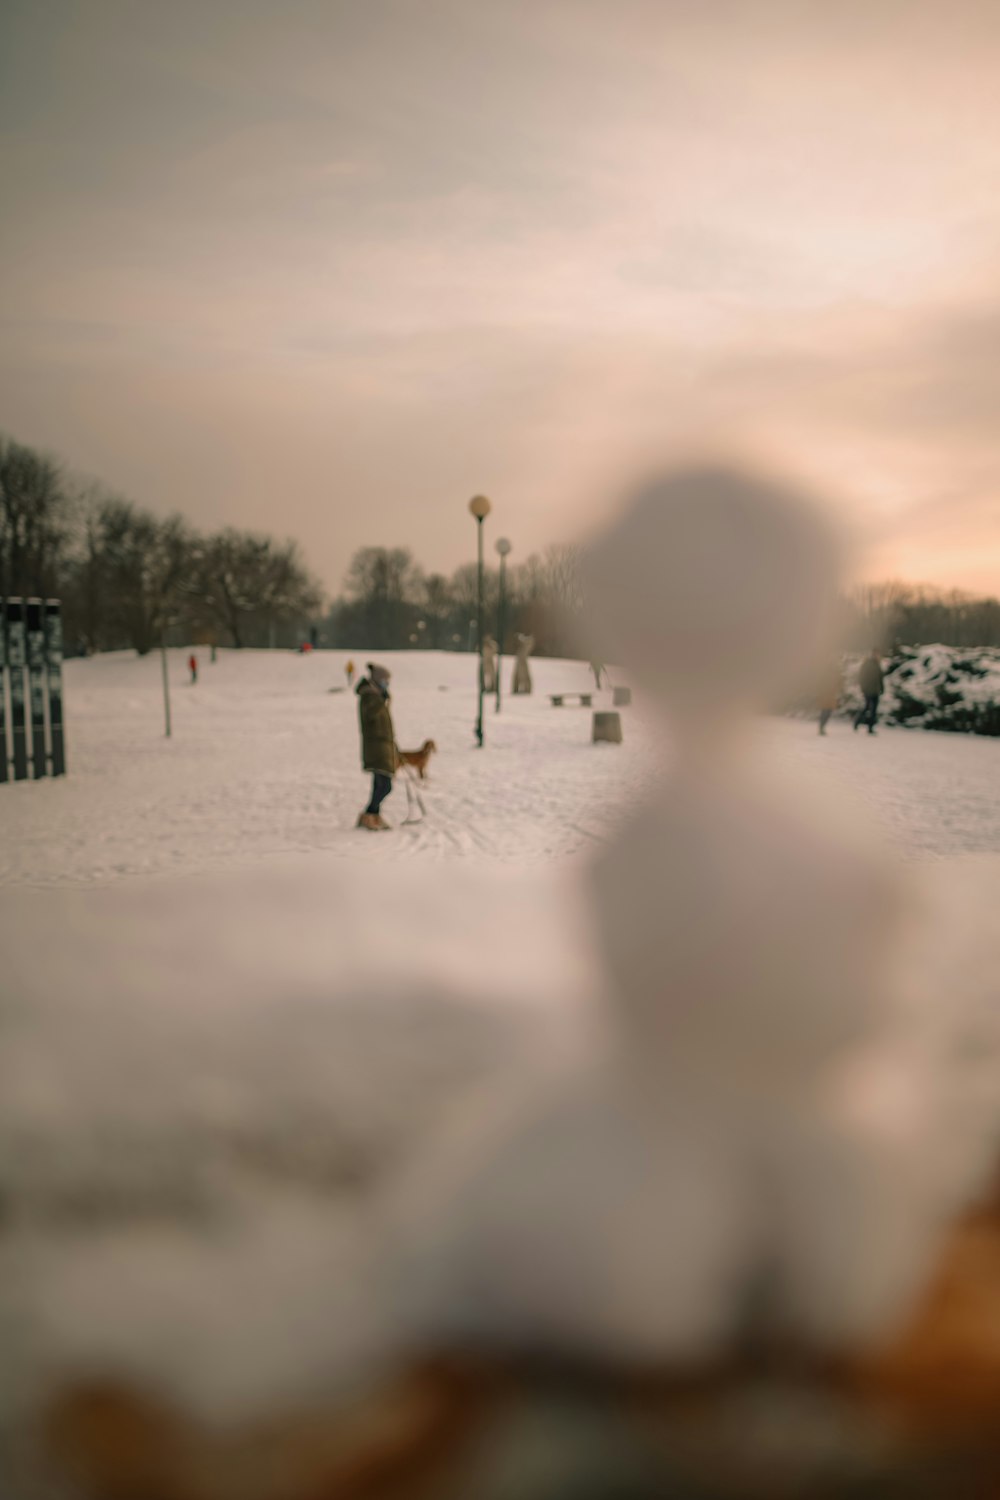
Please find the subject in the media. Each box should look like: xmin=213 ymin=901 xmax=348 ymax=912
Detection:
xmin=385 ymin=467 xmax=1000 ymax=1364
xmin=582 ymin=469 xmax=930 ymax=1347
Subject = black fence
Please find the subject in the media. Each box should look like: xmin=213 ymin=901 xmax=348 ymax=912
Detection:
xmin=1 ymin=597 xmax=66 ymax=782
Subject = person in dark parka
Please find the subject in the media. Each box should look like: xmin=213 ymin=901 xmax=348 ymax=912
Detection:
xmin=853 ymin=649 xmax=884 ymax=735
xmin=357 ymin=663 xmax=398 ymax=829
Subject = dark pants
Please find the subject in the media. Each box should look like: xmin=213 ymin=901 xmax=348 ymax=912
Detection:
xmin=365 ymin=773 xmax=393 ymax=815
xmin=818 ymin=708 xmax=833 ymax=734
xmin=854 ymin=694 xmax=880 ymax=732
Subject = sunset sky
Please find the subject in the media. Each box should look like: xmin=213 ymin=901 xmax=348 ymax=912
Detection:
xmin=2 ymin=0 xmax=1000 ymax=595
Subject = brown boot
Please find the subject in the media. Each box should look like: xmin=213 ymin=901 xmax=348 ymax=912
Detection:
xmin=374 ymin=815 xmax=392 ymax=830
xmin=356 ymin=813 xmax=380 ymax=831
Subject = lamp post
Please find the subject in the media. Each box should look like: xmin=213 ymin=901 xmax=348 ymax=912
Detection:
xmin=494 ymin=537 xmax=511 ymax=713
xmin=468 ymin=494 xmax=491 ymax=746
xmin=160 ymin=626 xmax=172 ymax=738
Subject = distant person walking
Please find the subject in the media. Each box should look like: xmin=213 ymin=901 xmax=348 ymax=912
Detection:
xmin=188 ymin=652 xmax=198 ymax=685
xmin=590 ymin=659 xmax=606 ymax=690
xmin=356 ymin=663 xmax=397 ymax=830
xmin=345 ymin=660 xmax=355 ymax=688
xmin=853 ymin=648 xmax=884 ymax=735
xmin=818 ymin=659 xmax=843 ymax=735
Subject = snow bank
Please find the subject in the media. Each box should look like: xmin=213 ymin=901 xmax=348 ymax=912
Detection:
xmin=3 ymin=849 xmax=999 ymax=1443
xmin=843 ymin=645 xmax=1000 ymax=735
xmin=0 ymin=858 xmax=601 ymax=1431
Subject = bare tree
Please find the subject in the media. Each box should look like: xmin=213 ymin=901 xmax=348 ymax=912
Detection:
xmin=0 ymin=436 xmax=73 ymax=598
xmin=505 ymin=544 xmax=586 ymax=656
xmin=843 ymin=580 xmax=1000 ymax=651
xmin=74 ymin=486 xmax=110 ymax=651
xmin=510 ymin=553 xmax=546 ymax=607
xmin=341 ymin=546 xmax=420 ymax=647
xmin=84 ymin=496 xmax=195 ymax=654
xmin=449 ymin=561 xmax=498 ymax=622
xmin=191 ymin=530 xmax=322 ymax=648
xmin=541 ymin=543 xmax=586 ymax=616
xmin=420 ymin=572 xmax=455 ymax=648
xmin=345 ymin=547 xmax=419 ymax=604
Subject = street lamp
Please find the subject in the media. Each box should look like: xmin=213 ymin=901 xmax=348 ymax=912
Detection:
xmin=468 ymin=494 xmax=491 ymax=746
xmin=160 ymin=623 xmax=172 ymax=739
xmin=494 ymin=537 xmax=511 ymax=713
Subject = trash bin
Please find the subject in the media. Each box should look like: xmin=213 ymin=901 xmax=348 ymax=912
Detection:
xmin=592 ymin=711 xmax=623 ymax=744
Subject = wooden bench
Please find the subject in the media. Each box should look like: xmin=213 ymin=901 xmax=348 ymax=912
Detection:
xmin=549 ymin=692 xmax=593 ymax=707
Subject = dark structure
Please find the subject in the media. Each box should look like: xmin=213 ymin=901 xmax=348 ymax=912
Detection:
xmin=1 ymin=597 xmax=66 ymax=782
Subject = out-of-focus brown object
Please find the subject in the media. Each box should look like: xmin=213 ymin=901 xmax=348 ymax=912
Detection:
xmin=38 ymin=1191 xmax=1000 ymax=1500
xmin=847 ymin=1186 xmax=1000 ymax=1441
xmin=40 ymin=1358 xmax=498 ymax=1500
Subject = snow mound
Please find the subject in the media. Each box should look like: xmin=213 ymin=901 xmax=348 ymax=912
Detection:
xmin=846 ymin=645 xmax=1000 ymax=735
xmin=2 ymin=850 xmax=998 ymax=1440
xmin=0 ymin=859 xmax=600 ymax=1428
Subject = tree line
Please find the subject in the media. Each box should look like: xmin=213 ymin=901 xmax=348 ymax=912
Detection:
xmin=4 ymin=429 xmax=999 ymax=658
xmin=1 ymin=430 xmax=589 ymax=658
xmin=842 ymin=580 xmax=1000 ymax=653
xmin=1 ymin=434 xmax=323 ymax=653
xmin=324 ymin=543 xmax=587 ymax=658
xmin=323 ymin=551 xmax=1000 ymax=658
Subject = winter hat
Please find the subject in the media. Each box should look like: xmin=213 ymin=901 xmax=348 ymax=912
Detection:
xmin=368 ymin=662 xmax=391 ymax=684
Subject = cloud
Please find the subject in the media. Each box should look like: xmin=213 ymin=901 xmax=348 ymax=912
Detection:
xmin=3 ymin=0 xmax=1000 ymax=592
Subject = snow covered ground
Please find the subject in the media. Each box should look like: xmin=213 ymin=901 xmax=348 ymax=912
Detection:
xmin=2 ymin=646 xmax=999 ymax=888
xmin=3 ymin=647 xmax=1000 ymax=1470
xmin=1 ymin=649 xmax=647 ymax=886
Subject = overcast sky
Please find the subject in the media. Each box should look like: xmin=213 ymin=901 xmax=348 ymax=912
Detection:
xmin=2 ymin=0 xmax=1000 ymax=594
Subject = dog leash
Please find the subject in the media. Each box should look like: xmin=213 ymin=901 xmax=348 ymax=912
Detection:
xmin=401 ymin=763 xmax=427 ymax=824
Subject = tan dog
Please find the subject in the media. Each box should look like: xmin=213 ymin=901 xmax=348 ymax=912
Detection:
xmin=395 ymin=739 xmax=436 ymax=780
